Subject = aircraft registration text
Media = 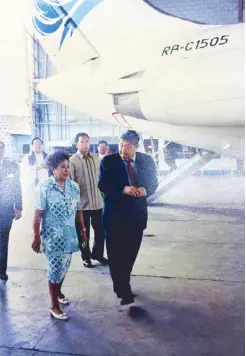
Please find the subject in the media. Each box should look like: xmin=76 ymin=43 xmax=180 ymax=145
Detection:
xmin=162 ymin=35 xmax=230 ymax=56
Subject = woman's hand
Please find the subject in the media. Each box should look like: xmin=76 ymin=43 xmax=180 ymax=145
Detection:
xmin=32 ymin=237 xmax=41 ymax=253
xmin=81 ymin=230 xmax=87 ymax=249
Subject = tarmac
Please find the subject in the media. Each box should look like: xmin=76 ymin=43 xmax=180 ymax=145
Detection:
xmin=0 ymin=175 xmax=244 ymax=356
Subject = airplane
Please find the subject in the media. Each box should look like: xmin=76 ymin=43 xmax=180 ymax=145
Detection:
xmin=30 ymin=0 xmax=245 ymax=159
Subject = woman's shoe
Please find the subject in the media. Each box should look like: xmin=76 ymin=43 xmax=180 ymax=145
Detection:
xmin=50 ymin=308 xmax=68 ymax=320
xmin=58 ymin=296 xmax=69 ymax=305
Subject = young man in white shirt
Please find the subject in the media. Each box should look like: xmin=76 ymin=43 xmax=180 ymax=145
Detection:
xmin=28 ymin=137 xmax=48 ymax=185
xmin=97 ymin=140 xmax=109 ymax=160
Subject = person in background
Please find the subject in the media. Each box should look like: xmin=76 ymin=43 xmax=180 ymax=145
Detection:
xmin=70 ymin=133 xmax=108 ymax=268
xmin=0 ymin=140 xmax=22 ymax=281
xmin=163 ymin=141 xmax=181 ymax=172
xmin=97 ymin=140 xmax=108 ymax=160
xmin=32 ymin=150 xmax=87 ymax=320
xmin=28 ymin=137 xmax=48 ymax=185
xmin=98 ymin=130 xmax=158 ymax=305
xmin=147 ymin=148 xmax=153 ymax=156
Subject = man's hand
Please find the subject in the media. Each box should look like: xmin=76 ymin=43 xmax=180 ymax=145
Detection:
xmin=14 ymin=210 xmax=22 ymax=220
xmin=81 ymin=230 xmax=87 ymax=249
xmin=137 ymin=187 xmax=146 ymax=197
xmin=124 ymin=186 xmax=140 ymax=197
xmin=32 ymin=237 xmax=41 ymax=253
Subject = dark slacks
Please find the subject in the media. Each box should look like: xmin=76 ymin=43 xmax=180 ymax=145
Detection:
xmin=106 ymin=223 xmax=143 ymax=298
xmin=77 ymin=209 xmax=105 ymax=261
xmin=0 ymin=217 xmax=13 ymax=275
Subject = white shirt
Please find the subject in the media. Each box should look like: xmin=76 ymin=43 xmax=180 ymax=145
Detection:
xmin=98 ymin=153 xmax=107 ymax=160
xmin=35 ymin=153 xmax=44 ymax=166
xmin=35 ymin=153 xmax=48 ymax=184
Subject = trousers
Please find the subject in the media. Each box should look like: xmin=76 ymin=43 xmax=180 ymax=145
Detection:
xmin=77 ymin=209 xmax=105 ymax=261
xmin=106 ymin=224 xmax=143 ymax=297
xmin=0 ymin=217 xmax=13 ymax=275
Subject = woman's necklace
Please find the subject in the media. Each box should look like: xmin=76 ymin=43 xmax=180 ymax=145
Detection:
xmin=59 ymin=182 xmax=65 ymax=190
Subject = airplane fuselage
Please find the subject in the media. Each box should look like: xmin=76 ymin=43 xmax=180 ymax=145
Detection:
xmin=32 ymin=0 xmax=245 ymax=158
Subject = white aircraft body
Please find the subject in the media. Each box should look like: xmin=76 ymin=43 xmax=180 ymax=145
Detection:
xmin=31 ymin=0 xmax=245 ymax=158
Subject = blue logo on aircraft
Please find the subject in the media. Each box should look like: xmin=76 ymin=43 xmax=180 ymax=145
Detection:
xmin=33 ymin=0 xmax=102 ymax=49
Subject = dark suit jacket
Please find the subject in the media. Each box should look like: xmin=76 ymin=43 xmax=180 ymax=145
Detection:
xmin=0 ymin=158 xmax=22 ymax=223
xmin=98 ymin=152 xmax=158 ymax=231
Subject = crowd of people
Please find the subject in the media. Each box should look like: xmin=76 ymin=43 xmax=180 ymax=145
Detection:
xmin=0 ymin=130 xmax=158 ymax=320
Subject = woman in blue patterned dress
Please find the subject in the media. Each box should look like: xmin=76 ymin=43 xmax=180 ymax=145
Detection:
xmin=32 ymin=150 xmax=87 ymax=320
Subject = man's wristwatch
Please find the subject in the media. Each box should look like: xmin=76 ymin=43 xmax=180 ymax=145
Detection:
xmin=82 ymin=228 xmax=86 ymax=231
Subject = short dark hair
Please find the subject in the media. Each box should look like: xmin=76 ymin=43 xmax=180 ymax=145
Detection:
xmin=120 ymin=130 xmax=140 ymax=146
xmin=46 ymin=150 xmax=69 ymax=175
xmin=98 ymin=140 xmax=108 ymax=146
xmin=74 ymin=132 xmax=89 ymax=143
xmin=0 ymin=140 xmax=5 ymax=148
xmin=31 ymin=137 xmax=43 ymax=145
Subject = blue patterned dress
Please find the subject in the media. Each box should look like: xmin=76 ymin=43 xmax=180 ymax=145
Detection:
xmin=35 ymin=176 xmax=82 ymax=283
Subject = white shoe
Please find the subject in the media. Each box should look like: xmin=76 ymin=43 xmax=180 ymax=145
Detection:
xmin=58 ymin=296 xmax=69 ymax=305
xmin=50 ymin=308 xmax=68 ymax=320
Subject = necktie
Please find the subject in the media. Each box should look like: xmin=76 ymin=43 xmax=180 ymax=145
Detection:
xmin=127 ymin=160 xmax=137 ymax=187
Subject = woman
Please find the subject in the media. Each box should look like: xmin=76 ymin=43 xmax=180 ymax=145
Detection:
xmin=32 ymin=150 xmax=87 ymax=320
xmin=28 ymin=137 xmax=48 ymax=185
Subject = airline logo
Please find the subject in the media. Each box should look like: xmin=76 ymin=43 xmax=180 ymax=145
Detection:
xmin=33 ymin=0 xmax=103 ymax=49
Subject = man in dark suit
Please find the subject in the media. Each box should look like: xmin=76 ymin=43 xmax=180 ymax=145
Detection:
xmin=0 ymin=140 xmax=22 ymax=280
xmin=98 ymin=130 xmax=158 ymax=305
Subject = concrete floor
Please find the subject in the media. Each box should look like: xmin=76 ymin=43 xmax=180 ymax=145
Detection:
xmin=0 ymin=176 xmax=244 ymax=356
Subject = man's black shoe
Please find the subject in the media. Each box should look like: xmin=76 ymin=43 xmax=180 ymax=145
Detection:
xmin=98 ymin=257 xmax=108 ymax=265
xmin=83 ymin=260 xmax=93 ymax=268
xmin=120 ymin=295 xmax=135 ymax=306
xmin=91 ymin=256 xmax=108 ymax=265
xmin=0 ymin=273 xmax=8 ymax=281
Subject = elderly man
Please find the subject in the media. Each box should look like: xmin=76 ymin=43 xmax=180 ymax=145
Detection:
xmin=70 ymin=133 xmax=108 ymax=268
xmin=98 ymin=130 xmax=158 ymax=305
xmin=0 ymin=140 xmax=22 ymax=280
